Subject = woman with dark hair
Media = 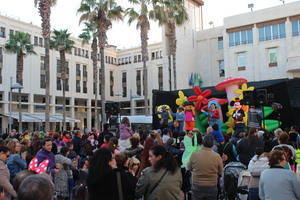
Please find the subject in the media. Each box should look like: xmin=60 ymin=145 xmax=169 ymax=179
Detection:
xmin=124 ymin=135 xmax=143 ymax=159
xmin=119 ymin=117 xmax=133 ymax=152
xmin=87 ymin=148 xmax=135 ymax=200
xmin=137 ymin=136 xmax=155 ymax=177
xmin=237 ymin=128 xmax=264 ymax=166
xmin=259 ymin=150 xmax=300 ymax=200
xmin=135 ymin=145 xmax=182 ymax=200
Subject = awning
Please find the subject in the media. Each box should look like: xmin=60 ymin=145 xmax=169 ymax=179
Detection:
xmin=2 ymin=113 xmax=80 ymax=123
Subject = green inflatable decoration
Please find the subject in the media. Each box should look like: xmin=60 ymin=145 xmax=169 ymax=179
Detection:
xmin=263 ymin=106 xmax=274 ymax=118
xmin=263 ymin=119 xmax=282 ymax=131
xmin=195 ymin=112 xmax=208 ymax=134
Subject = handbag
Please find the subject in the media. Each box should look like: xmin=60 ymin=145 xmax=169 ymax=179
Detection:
xmin=149 ymin=170 xmax=168 ymax=194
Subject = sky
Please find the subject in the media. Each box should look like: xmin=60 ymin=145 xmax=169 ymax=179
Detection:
xmin=0 ymin=0 xmax=299 ymax=49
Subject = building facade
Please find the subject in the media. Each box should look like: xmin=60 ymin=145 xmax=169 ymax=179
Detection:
xmin=0 ymin=0 xmax=300 ymax=132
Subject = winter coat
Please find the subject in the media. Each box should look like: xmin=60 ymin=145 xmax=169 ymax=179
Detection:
xmin=136 ymin=167 xmax=182 ymax=200
xmin=0 ymin=160 xmax=17 ymax=200
xmin=35 ymin=148 xmax=56 ymax=173
xmin=120 ymin=124 xmax=133 ymax=140
xmin=237 ymin=136 xmax=264 ymax=166
xmin=88 ymin=168 xmax=136 ymax=200
xmin=7 ymin=153 xmax=27 ymax=178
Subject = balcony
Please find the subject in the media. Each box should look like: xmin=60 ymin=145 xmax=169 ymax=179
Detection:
xmin=286 ymin=56 xmax=300 ymax=72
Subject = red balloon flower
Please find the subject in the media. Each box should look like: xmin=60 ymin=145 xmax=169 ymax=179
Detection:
xmin=188 ymin=86 xmax=212 ymax=111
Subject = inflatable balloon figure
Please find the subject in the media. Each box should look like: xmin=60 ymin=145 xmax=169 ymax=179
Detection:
xmin=188 ymin=86 xmax=211 ymax=111
xmin=176 ymin=91 xmax=188 ymax=107
xmin=156 ymin=105 xmax=173 ymax=128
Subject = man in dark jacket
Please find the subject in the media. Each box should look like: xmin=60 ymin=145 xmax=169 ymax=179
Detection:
xmin=72 ymin=131 xmax=82 ymax=155
xmin=35 ymin=139 xmax=57 ymax=174
xmin=98 ymin=124 xmax=113 ymax=147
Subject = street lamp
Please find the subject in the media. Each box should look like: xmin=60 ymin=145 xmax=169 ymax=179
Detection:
xmin=9 ymin=77 xmax=23 ymax=134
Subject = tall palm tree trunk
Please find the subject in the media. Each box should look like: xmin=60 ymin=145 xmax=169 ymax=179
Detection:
xmin=44 ymin=38 xmax=51 ymax=131
xmin=91 ymin=38 xmax=99 ymax=130
xmin=168 ymin=55 xmax=172 ymax=91
xmin=59 ymin=50 xmax=66 ymax=132
xmin=141 ymin=22 xmax=149 ymax=115
xmin=99 ymin=46 xmax=106 ymax=127
xmin=17 ymin=54 xmax=23 ymax=134
xmin=169 ymin=23 xmax=177 ymax=90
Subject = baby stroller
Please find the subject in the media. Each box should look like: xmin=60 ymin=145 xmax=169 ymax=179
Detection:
xmin=222 ymin=162 xmax=248 ymax=200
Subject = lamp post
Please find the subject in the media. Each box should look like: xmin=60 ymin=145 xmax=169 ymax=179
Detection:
xmin=10 ymin=80 xmax=23 ymax=134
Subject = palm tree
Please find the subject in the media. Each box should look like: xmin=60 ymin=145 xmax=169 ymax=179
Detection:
xmin=5 ymin=31 xmax=36 ymax=134
xmin=151 ymin=0 xmax=188 ymax=90
xmin=79 ymin=22 xmax=100 ymax=130
xmin=34 ymin=0 xmax=57 ymax=131
xmin=126 ymin=0 xmax=151 ymax=115
xmin=50 ymin=29 xmax=74 ymax=131
xmin=78 ymin=0 xmax=123 ymax=127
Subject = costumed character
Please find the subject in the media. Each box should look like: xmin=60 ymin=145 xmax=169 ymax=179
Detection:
xmin=183 ymin=101 xmax=195 ymax=131
xmin=205 ymin=100 xmax=223 ymax=128
xmin=231 ymin=98 xmax=247 ymax=137
xmin=156 ymin=105 xmax=173 ymax=129
xmin=174 ymin=107 xmax=185 ymax=133
xmin=181 ymin=129 xmax=200 ymax=169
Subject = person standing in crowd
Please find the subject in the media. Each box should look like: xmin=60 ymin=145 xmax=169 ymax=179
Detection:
xmin=272 ymin=132 xmax=296 ymax=160
xmin=72 ymin=130 xmax=83 ymax=155
xmin=54 ymin=146 xmax=74 ymax=200
xmin=35 ymin=139 xmax=57 ymax=174
xmin=182 ymin=130 xmax=200 ymax=169
xmin=247 ymin=147 xmax=269 ymax=200
xmin=124 ymin=134 xmax=143 ymax=159
xmin=17 ymin=174 xmax=54 ymax=200
xmin=136 ymin=145 xmax=182 ymax=200
xmin=259 ymin=150 xmax=300 ymax=200
xmin=87 ymin=148 xmax=135 ymax=200
xmin=210 ymin=124 xmax=225 ymax=144
xmin=138 ymin=136 xmax=155 ymax=177
xmin=175 ymin=107 xmax=185 ymax=133
xmin=98 ymin=124 xmax=113 ymax=147
xmin=7 ymin=143 xmax=27 ymax=181
xmin=119 ymin=117 xmax=133 ymax=152
xmin=0 ymin=146 xmax=17 ymax=200
xmin=237 ymin=128 xmax=264 ymax=166
xmin=162 ymin=128 xmax=172 ymax=144
xmin=187 ymin=135 xmax=223 ymax=200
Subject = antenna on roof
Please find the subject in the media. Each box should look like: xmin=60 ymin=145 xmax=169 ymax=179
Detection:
xmin=280 ymin=0 xmax=285 ymax=5
xmin=248 ymin=3 xmax=254 ymax=12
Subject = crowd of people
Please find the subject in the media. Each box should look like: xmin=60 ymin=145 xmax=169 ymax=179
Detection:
xmin=0 ymin=117 xmax=300 ymax=200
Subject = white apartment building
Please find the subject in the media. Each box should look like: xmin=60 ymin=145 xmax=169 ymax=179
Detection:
xmin=1 ymin=0 xmax=300 ymax=132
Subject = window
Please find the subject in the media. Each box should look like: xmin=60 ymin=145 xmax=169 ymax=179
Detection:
xmin=158 ymin=67 xmax=163 ymax=90
xmin=292 ymin=20 xmax=300 ymax=36
xmin=268 ymin=48 xmax=278 ymax=67
xmin=66 ymin=62 xmax=69 ymax=75
xmin=229 ymin=29 xmax=253 ymax=47
xmin=218 ymin=37 xmax=223 ymax=50
xmin=134 ymin=55 xmax=137 ymax=63
xmin=151 ymin=52 xmax=155 ymax=60
xmin=0 ymin=27 xmax=5 ymax=38
xmin=34 ymin=36 xmax=38 ymax=46
xmin=83 ymin=81 xmax=87 ymax=93
xmin=76 ymin=64 xmax=81 ymax=77
xmin=39 ymin=37 xmax=43 ymax=47
xmin=83 ymin=65 xmax=87 ymax=77
xmin=40 ymin=75 xmax=46 ymax=88
xmin=78 ymin=48 xmax=81 ymax=56
xmin=76 ymin=80 xmax=81 ymax=93
xmin=57 ymin=60 xmax=61 ymax=73
xmin=259 ymin=23 xmax=286 ymax=41
xmin=9 ymin=29 xmax=14 ymax=36
xmin=155 ymin=51 xmax=159 ymax=59
xmin=136 ymin=70 xmax=141 ymax=95
xmin=74 ymin=47 xmax=77 ymax=56
xmin=237 ymin=52 xmax=246 ymax=71
xmin=40 ymin=56 xmax=45 ymax=71
xmin=122 ymin=72 xmax=127 ymax=97
xmin=57 ymin=77 xmax=62 ymax=90
xmin=138 ymin=55 xmax=141 ymax=62
xmin=110 ymin=71 xmax=114 ymax=96
xmin=85 ymin=50 xmax=89 ymax=58
xmin=65 ymin=79 xmax=69 ymax=91
xmin=218 ymin=60 xmax=225 ymax=77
